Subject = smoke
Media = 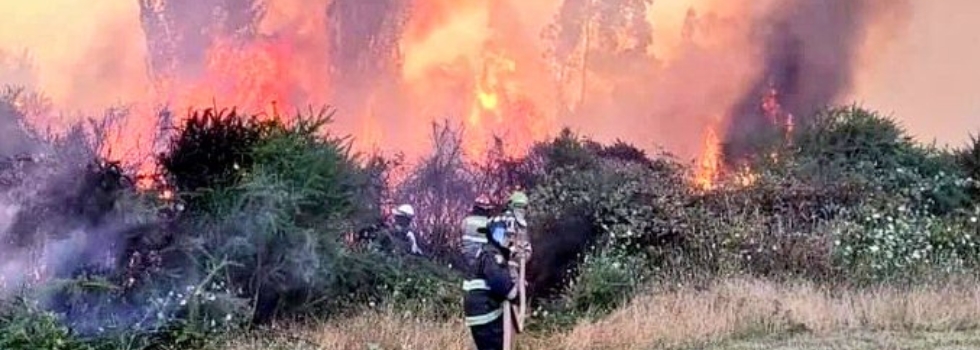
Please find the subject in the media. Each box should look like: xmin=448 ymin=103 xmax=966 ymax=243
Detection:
xmin=0 ymin=94 xmax=40 ymax=158
xmin=724 ymin=0 xmax=911 ymax=157
xmin=0 ymin=96 xmax=156 ymax=336
xmin=0 ymin=1 xmax=148 ymax=114
xmin=0 ymin=135 xmax=129 ymax=298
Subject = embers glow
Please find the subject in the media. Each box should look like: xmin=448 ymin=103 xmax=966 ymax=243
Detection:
xmin=762 ymin=83 xmax=794 ymax=137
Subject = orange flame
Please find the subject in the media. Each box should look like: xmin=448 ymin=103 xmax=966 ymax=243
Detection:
xmin=97 ymin=36 xmax=300 ymax=190
xmin=4 ymin=0 xmax=864 ymax=189
xmin=694 ymin=121 xmax=722 ymax=190
xmin=762 ymin=83 xmax=794 ymax=137
xmin=180 ymin=37 xmax=296 ymax=119
xmin=464 ymin=47 xmax=527 ymax=156
xmin=397 ymin=0 xmax=556 ymax=159
xmin=734 ymin=164 xmax=758 ymax=187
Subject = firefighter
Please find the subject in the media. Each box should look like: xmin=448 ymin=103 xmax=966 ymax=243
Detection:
xmin=485 ymin=190 xmax=532 ymax=345
xmin=461 ymin=194 xmax=494 ymax=267
xmin=390 ymin=204 xmax=424 ymax=255
xmin=490 ymin=191 xmax=532 ymax=266
xmin=464 ymin=220 xmax=518 ymax=350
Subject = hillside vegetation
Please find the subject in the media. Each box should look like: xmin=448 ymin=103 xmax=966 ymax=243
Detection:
xmin=0 ymin=94 xmax=979 ymax=349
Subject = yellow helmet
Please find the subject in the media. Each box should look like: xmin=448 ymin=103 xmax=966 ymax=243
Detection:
xmin=508 ymin=191 xmax=529 ymax=208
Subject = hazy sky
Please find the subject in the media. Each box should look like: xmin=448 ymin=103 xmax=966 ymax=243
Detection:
xmin=853 ymin=1 xmax=980 ymax=147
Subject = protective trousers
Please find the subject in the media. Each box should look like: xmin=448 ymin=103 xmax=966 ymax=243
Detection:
xmin=469 ymin=316 xmax=504 ymax=350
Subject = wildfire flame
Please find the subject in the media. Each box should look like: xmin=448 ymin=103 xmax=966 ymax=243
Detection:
xmin=762 ymin=83 xmax=794 ymax=137
xmin=694 ymin=121 xmax=722 ymax=191
xmin=734 ymin=164 xmax=758 ymax=187
xmin=464 ymin=47 xmax=527 ymax=156
xmin=1 ymin=0 xmax=911 ymax=194
xmin=692 ymin=83 xmax=797 ymax=190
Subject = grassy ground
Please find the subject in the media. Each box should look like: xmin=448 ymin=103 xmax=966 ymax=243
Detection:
xmin=220 ymin=278 xmax=980 ymax=350
xmin=699 ymin=331 xmax=980 ymax=350
xmin=221 ymin=331 xmax=980 ymax=350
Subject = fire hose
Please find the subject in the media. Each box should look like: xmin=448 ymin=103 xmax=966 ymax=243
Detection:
xmin=503 ymin=246 xmax=528 ymax=350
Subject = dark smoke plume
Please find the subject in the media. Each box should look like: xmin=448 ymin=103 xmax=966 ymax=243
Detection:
xmin=725 ymin=0 xmax=909 ymax=159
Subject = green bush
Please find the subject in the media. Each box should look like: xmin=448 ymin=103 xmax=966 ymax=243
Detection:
xmin=535 ymin=128 xmax=601 ymax=173
xmin=833 ymin=202 xmax=980 ymax=282
xmin=189 ymin=111 xmax=367 ymax=320
xmin=176 ymin=110 xmax=461 ymax=322
xmin=160 ymin=108 xmax=278 ymax=211
xmin=793 ymin=106 xmax=914 ymax=169
xmin=0 ymin=299 xmax=93 ymax=350
xmin=564 ymin=247 xmax=645 ymax=316
xmin=788 ymin=106 xmax=971 ymax=214
xmin=527 ymin=130 xmax=691 ymax=296
xmin=957 ymin=134 xmax=980 ymax=200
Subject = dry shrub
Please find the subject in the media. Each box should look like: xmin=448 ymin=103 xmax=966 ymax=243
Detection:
xmin=221 ymin=278 xmax=980 ymax=350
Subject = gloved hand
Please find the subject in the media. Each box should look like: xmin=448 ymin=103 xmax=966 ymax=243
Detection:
xmin=513 ymin=241 xmax=532 ymax=261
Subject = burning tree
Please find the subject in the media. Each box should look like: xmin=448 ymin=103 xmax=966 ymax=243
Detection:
xmin=139 ymin=0 xmax=265 ymax=92
xmin=326 ymin=0 xmax=407 ymax=85
xmin=544 ymin=0 xmax=654 ymax=114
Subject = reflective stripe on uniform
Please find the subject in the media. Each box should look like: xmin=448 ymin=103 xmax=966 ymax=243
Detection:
xmin=463 ymin=279 xmax=490 ymax=291
xmin=464 ymin=216 xmax=488 ymax=230
xmin=465 ymin=307 xmax=503 ymax=326
xmin=463 ymin=235 xmax=488 ymax=243
xmin=462 ymin=216 xmax=489 ymax=244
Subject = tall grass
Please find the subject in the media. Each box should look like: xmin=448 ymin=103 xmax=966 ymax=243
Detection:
xmin=220 ymin=277 xmax=980 ymax=350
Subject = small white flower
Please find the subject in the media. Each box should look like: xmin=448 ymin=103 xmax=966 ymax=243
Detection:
xmin=971 ymin=217 xmax=978 ymax=223
xmin=870 ymin=245 xmax=880 ymax=253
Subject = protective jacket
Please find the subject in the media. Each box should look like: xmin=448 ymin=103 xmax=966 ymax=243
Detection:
xmin=461 ymin=214 xmax=489 ymax=266
xmin=389 ymin=223 xmax=423 ymax=256
xmin=464 ymin=244 xmax=517 ymax=350
xmin=488 ymin=209 xmax=528 ymax=245
xmin=488 ymin=209 xmax=531 ymax=273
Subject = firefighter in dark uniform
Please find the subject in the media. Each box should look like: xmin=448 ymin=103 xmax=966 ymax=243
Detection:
xmin=463 ymin=221 xmax=518 ymax=350
xmin=461 ymin=194 xmax=494 ymax=268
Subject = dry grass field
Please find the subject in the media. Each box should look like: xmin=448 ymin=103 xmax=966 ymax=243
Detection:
xmin=220 ymin=278 xmax=980 ymax=350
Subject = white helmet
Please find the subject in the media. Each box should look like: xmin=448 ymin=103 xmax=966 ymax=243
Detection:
xmin=394 ymin=204 xmax=415 ymax=218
